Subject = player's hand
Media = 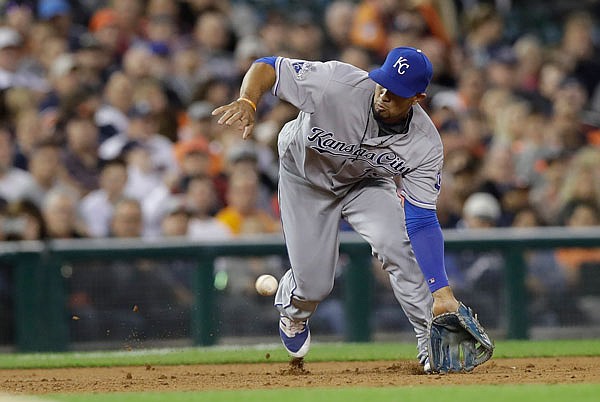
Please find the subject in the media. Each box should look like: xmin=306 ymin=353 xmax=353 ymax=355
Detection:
xmin=212 ymin=98 xmax=256 ymax=139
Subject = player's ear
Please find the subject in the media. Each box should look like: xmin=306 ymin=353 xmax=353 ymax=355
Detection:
xmin=413 ymin=93 xmax=427 ymax=104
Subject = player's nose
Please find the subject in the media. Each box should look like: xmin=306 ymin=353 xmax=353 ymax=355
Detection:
xmin=379 ymin=87 xmax=391 ymax=101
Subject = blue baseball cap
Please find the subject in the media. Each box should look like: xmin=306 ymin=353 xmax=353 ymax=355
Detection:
xmin=38 ymin=0 xmax=71 ymax=20
xmin=368 ymin=47 xmax=433 ymax=98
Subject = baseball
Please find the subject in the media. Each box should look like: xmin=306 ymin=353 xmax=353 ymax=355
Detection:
xmin=255 ymin=274 xmax=278 ymax=296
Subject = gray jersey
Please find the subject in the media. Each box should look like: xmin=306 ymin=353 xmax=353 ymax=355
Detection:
xmin=273 ymin=57 xmax=443 ymax=210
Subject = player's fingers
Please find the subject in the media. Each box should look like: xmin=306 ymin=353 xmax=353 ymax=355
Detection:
xmin=223 ymin=111 xmax=245 ymax=126
xmin=211 ymin=105 xmax=228 ymax=116
xmin=215 ymin=109 xmax=230 ymax=124
xmin=242 ymin=123 xmax=255 ymax=139
xmin=217 ymin=109 xmax=237 ymax=125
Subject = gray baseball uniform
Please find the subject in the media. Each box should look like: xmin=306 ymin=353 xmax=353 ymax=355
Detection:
xmin=271 ymin=57 xmax=443 ymax=360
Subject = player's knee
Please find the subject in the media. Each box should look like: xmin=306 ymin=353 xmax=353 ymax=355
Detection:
xmin=374 ymin=238 xmax=412 ymax=266
xmin=296 ymin=276 xmax=334 ymax=301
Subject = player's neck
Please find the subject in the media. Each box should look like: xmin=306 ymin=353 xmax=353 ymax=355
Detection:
xmin=375 ymin=107 xmax=413 ymax=136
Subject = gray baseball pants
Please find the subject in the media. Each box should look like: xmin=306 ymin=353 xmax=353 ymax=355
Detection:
xmin=274 ymin=169 xmax=432 ymax=359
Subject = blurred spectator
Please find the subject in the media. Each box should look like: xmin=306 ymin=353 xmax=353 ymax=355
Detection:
xmin=122 ymin=142 xmax=164 ymax=201
xmin=99 ymin=101 xmax=177 ymax=175
xmin=79 ymin=158 xmax=129 ymax=237
xmin=258 ymin=11 xmax=288 ymax=56
xmin=27 ymin=141 xmax=70 ymax=206
xmin=511 ymin=111 xmax=550 ymax=186
xmin=555 ymin=11 xmax=600 ymax=101
xmin=512 ymin=34 xmax=545 ymax=95
xmin=323 ymin=1 xmax=356 ymax=59
xmin=95 ymin=72 xmax=134 ymax=143
xmin=193 ymin=10 xmax=236 ymax=81
xmin=179 ymin=149 xmax=212 ymax=180
xmin=549 ymin=79 xmax=590 ymax=153
xmin=498 ymin=183 xmax=532 ymax=226
xmin=121 ymin=44 xmax=154 ymax=83
xmin=3 ymin=199 xmax=46 ymax=240
xmin=556 ymin=200 xmax=600 ymax=306
xmin=0 ymin=126 xmax=37 ymax=203
xmin=185 ymin=175 xmax=231 ymax=241
xmin=42 ymin=188 xmax=86 ymax=238
xmin=160 ymin=204 xmax=190 ymax=237
xmin=109 ymin=197 xmax=144 ymax=238
xmin=528 ymin=152 xmax=569 ymax=225
xmin=387 ymin=6 xmax=428 ymax=50
xmin=557 ymin=147 xmax=600 ymax=218
xmin=446 ymin=192 xmax=505 ymax=326
xmin=461 ymin=3 xmax=507 ymax=68
xmin=56 ymin=85 xmax=102 ymax=129
xmin=88 ymin=7 xmax=122 ymax=59
xmin=350 ymin=0 xmax=402 ymax=59
xmin=2 ymin=1 xmax=35 ymax=38
xmin=2 ymin=87 xmax=37 ymax=129
xmin=13 ymin=108 xmax=53 ymax=169
xmin=167 ymin=45 xmax=203 ymax=105
xmin=485 ymin=47 xmax=519 ymax=92
xmin=477 ymin=145 xmax=518 ymax=201
xmin=37 ymin=0 xmax=85 ymax=50
xmin=192 ymin=76 xmax=234 ymax=111
xmin=132 ymin=77 xmax=179 ymax=141
xmin=144 ymin=14 xmax=179 ymax=55
xmin=432 ymin=66 xmax=487 ymax=116
xmin=174 ymin=101 xmax=212 ymax=164
xmin=0 ymin=26 xmax=47 ymax=92
xmin=221 ymin=142 xmax=278 ymax=215
xmin=74 ymin=33 xmax=111 ymax=88
xmin=233 ymin=36 xmax=268 ymax=86
xmin=38 ymin=52 xmax=82 ymax=130
xmin=110 ymin=0 xmax=144 ymax=48
xmin=174 ymin=100 xmax=225 ymax=180
xmin=512 ymin=206 xmax=583 ymax=326
xmin=287 ymin=10 xmax=324 ymax=60
xmin=22 ymin=29 xmax=66 ymax=85
xmin=216 ymin=169 xmax=280 ymax=236
xmin=62 ymin=116 xmax=102 ymax=194
xmin=338 ymin=45 xmax=373 ymax=71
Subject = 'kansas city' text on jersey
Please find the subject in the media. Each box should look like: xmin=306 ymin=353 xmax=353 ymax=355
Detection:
xmin=273 ymin=57 xmax=443 ymax=210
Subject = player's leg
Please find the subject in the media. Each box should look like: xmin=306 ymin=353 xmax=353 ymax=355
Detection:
xmin=275 ymin=170 xmax=342 ymax=357
xmin=341 ymin=178 xmax=432 ymax=363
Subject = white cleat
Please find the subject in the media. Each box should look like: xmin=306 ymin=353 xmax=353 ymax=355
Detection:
xmin=279 ymin=316 xmax=311 ymax=358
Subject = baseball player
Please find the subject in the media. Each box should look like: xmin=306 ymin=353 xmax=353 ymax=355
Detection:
xmin=212 ymin=47 xmax=493 ymax=373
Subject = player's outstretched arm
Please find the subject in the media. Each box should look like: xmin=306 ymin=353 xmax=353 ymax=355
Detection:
xmin=211 ymin=61 xmax=276 ymax=139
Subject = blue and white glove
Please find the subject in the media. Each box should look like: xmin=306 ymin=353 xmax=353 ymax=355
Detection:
xmin=427 ymin=303 xmax=494 ymax=373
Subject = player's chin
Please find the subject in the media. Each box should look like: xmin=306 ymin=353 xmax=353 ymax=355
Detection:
xmin=373 ymin=109 xmax=388 ymax=121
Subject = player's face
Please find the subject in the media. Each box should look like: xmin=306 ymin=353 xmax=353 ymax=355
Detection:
xmin=373 ymin=85 xmax=425 ymax=124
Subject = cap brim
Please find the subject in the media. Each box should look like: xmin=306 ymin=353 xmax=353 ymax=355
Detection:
xmin=368 ymin=69 xmax=417 ymax=98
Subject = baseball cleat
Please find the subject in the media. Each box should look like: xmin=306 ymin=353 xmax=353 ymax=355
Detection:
xmin=279 ymin=316 xmax=311 ymax=358
xmin=420 ymin=356 xmax=432 ymax=374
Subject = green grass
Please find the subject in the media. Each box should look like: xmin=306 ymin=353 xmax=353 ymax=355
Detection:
xmin=3 ymin=340 xmax=600 ymax=401
xmin=45 ymin=384 xmax=600 ymax=402
xmin=1 ymin=339 xmax=600 ymax=369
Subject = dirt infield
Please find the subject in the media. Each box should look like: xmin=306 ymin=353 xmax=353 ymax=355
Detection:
xmin=1 ymin=357 xmax=599 ymax=394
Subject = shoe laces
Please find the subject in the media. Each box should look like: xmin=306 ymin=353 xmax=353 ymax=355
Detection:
xmin=281 ymin=316 xmax=306 ymax=336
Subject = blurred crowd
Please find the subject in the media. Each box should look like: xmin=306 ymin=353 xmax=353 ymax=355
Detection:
xmin=0 ymin=0 xmax=599 ymax=244
xmin=0 ymin=0 xmax=598 ymax=338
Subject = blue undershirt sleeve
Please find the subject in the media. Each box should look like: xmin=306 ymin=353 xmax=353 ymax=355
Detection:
xmin=404 ymin=199 xmax=449 ymax=293
xmin=254 ymin=57 xmax=277 ymax=67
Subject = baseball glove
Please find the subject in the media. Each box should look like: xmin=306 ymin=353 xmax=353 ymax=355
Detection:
xmin=427 ymin=302 xmax=494 ymax=373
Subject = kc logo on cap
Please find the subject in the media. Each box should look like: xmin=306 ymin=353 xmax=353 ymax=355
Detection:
xmin=393 ymin=57 xmax=410 ymax=75
xmin=368 ymin=47 xmax=433 ymax=98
